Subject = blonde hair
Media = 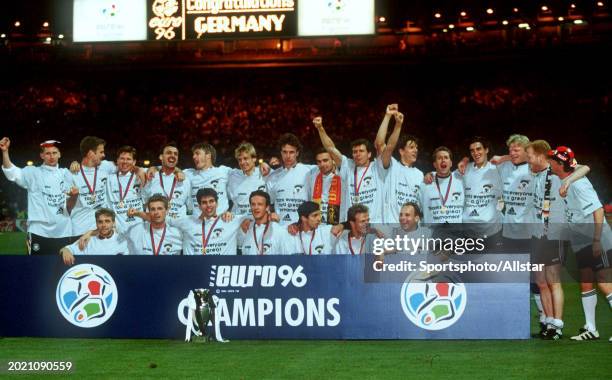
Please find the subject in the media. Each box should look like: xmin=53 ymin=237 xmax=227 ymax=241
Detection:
xmin=527 ymin=140 xmax=551 ymax=155
xmin=234 ymin=142 xmax=257 ymax=159
xmin=506 ymin=134 xmax=530 ymax=148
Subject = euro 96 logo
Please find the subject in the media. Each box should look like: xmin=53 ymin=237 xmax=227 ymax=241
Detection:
xmin=400 ymin=273 xmax=466 ymax=331
xmin=56 ymin=264 xmax=118 ymax=328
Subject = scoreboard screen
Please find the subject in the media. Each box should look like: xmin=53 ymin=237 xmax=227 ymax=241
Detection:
xmin=72 ymin=0 xmax=375 ymax=42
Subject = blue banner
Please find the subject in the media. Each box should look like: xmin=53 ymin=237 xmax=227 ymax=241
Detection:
xmin=0 ymin=256 xmax=530 ymax=339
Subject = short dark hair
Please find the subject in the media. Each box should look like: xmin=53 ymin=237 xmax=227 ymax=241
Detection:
xmin=95 ymin=208 xmax=116 ymax=222
xmin=397 ymin=135 xmax=419 ymax=152
xmin=350 ymin=138 xmax=374 ymax=154
xmin=160 ymin=142 xmax=179 ymax=155
xmin=117 ymin=145 xmax=137 ymax=160
xmin=249 ymin=190 xmax=271 ymax=207
xmin=467 ymin=136 xmax=491 ymax=151
xmin=314 ymin=147 xmax=331 ymax=158
xmin=80 ymin=136 xmax=106 ymax=158
xmin=347 ymin=204 xmax=369 ymax=222
xmin=278 ymin=133 xmax=303 ymax=155
xmin=192 ymin=143 xmax=216 ymax=165
xmin=432 ymin=146 xmax=453 ymax=162
xmin=197 ymin=188 xmax=218 ymax=204
xmin=147 ymin=194 xmax=169 ymax=210
xmin=401 ymin=202 xmax=422 ymax=218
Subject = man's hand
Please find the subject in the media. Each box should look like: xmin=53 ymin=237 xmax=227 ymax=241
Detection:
xmin=240 ymin=219 xmax=252 ymax=233
xmin=69 ymin=161 xmax=80 ymax=174
xmin=0 ymin=137 xmax=10 ymax=152
xmin=490 ymin=155 xmax=510 ymax=165
xmin=174 ymin=167 xmax=185 ymax=182
xmin=395 ymin=112 xmax=404 ymax=124
xmin=67 ymin=187 xmax=79 ymax=197
xmin=423 ymin=172 xmax=434 ymax=185
xmin=386 ymin=104 xmax=398 ymax=116
xmin=312 ymin=116 xmax=323 ymax=130
xmin=269 ymin=212 xmax=280 ymax=222
xmin=259 ymin=162 xmax=271 ymax=177
xmin=221 ymin=211 xmax=233 ymax=222
xmin=60 ymin=249 xmax=75 ymax=266
xmin=146 ymin=166 xmax=158 ymax=181
xmin=559 ymin=181 xmax=570 ymax=198
xmin=593 ymin=241 xmax=602 ymax=258
xmin=287 ymin=223 xmax=299 ymax=236
xmin=78 ymin=229 xmax=98 ymax=250
xmin=331 ymin=224 xmax=344 ymax=237
xmin=457 ymin=157 xmax=469 ymax=175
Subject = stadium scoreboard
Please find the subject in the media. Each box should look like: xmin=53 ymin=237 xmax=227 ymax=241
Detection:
xmin=73 ymin=0 xmax=375 ymax=42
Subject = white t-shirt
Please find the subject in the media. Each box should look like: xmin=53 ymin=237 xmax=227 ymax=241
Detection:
xmin=70 ymin=160 xmax=116 ymax=235
xmin=1 ymin=164 xmax=72 ymax=238
xmin=497 ymin=161 xmax=534 ymax=239
xmin=266 ymin=163 xmax=318 ymax=225
xmin=285 ymin=224 xmax=337 ymax=255
xmin=66 ymin=233 xmax=129 ymax=255
xmin=239 ymin=221 xmax=291 ymax=255
xmin=142 ymin=171 xmax=192 ymax=219
xmin=383 ymin=157 xmax=424 ymax=224
xmin=228 ymin=169 xmax=267 ymax=216
xmin=563 ymin=177 xmax=612 ymax=252
xmin=462 ymin=162 xmax=503 ymax=237
xmin=170 ymin=214 xmax=244 ymax=256
xmin=532 ymin=167 xmax=566 ymax=240
xmin=122 ymin=221 xmax=184 ymax=255
xmin=185 ymin=166 xmax=233 ymax=214
xmin=105 ymin=172 xmax=145 ymax=231
xmin=340 ymin=156 xmax=388 ymax=223
xmin=307 ymin=170 xmax=342 ymax=225
xmin=334 ymin=230 xmax=376 ymax=255
xmin=419 ymin=172 xmax=465 ymax=224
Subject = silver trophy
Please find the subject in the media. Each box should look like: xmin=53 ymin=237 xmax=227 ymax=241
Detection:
xmin=192 ymin=288 xmax=216 ymax=342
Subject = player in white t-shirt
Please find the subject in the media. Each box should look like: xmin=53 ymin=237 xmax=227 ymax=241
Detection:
xmin=314 ymin=108 xmax=393 ymax=223
xmin=548 ymin=146 xmax=612 ymax=341
xmin=228 ymin=142 xmax=267 ymax=216
xmin=307 ymin=145 xmax=342 ymax=225
xmin=184 ymin=143 xmax=233 ymax=215
xmin=169 ymin=188 xmax=244 ymax=256
xmin=419 ymin=147 xmax=464 ymax=224
xmin=334 ymin=204 xmax=378 ymax=255
xmin=142 ymin=142 xmax=192 ymax=219
xmin=105 ymin=146 xmax=145 ymax=232
xmin=239 ymin=190 xmax=291 ymax=255
xmin=68 ymin=136 xmax=117 ymax=236
xmin=285 ymin=201 xmax=338 ymax=255
xmin=60 ymin=208 xmax=129 ymax=265
xmin=265 ymin=133 xmax=318 ymax=225
xmin=1 ymin=137 xmax=74 ymax=254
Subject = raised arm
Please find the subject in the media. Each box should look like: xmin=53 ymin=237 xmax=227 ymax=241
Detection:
xmin=313 ymin=117 xmax=342 ymax=167
xmin=380 ymin=112 xmax=403 ymax=169
xmin=375 ymin=104 xmax=398 ymax=156
xmin=0 ymin=137 xmax=15 ymax=169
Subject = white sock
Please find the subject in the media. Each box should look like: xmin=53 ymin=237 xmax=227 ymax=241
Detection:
xmin=534 ymin=294 xmax=544 ymax=323
xmin=581 ymin=290 xmax=597 ymax=332
xmin=545 ymin=316 xmax=554 ymax=328
xmin=552 ymin=318 xmax=564 ymax=330
xmin=607 ymin=293 xmax=612 ymax=308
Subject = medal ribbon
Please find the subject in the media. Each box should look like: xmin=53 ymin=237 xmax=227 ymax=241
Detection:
xmin=80 ymin=165 xmax=98 ymax=198
xmin=299 ymin=227 xmax=317 ymax=255
xmin=149 ymin=223 xmax=167 ymax=256
xmin=159 ymin=172 xmax=178 ymax=201
xmin=201 ymin=216 xmax=220 ymax=255
xmin=253 ymin=221 xmax=271 ymax=255
xmin=348 ymin=233 xmax=366 ymax=255
xmin=435 ymin=174 xmax=453 ymax=208
xmin=353 ymin=162 xmax=371 ymax=201
xmin=118 ymin=172 xmax=134 ymax=205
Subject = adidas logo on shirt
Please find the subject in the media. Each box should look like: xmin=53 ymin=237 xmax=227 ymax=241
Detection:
xmin=507 ymin=207 xmax=516 ymax=215
xmin=469 ymin=209 xmax=479 ymax=217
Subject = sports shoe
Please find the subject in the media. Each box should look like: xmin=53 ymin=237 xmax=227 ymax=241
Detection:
xmin=543 ymin=328 xmax=562 ymax=340
xmin=570 ymin=329 xmax=600 ymax=341
xmin=532 ymin=323 xmax=547 ymax=338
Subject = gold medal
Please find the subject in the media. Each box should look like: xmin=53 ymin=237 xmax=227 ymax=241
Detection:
xmin=92 ymin=194 xmax=96 ymax=202
xmin=119 ymin=201 xmax=125 ymax=208
xmin=441 ymin=205 xmax=447 ymax=213
xmin=202 ymin=247 xmax=206 ymax=254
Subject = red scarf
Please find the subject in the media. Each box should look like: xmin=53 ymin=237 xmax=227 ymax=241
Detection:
xmin=313 ymin=171 xmax=341 ymax=224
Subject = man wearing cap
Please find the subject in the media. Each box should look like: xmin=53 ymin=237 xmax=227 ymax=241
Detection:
xmin=548 ymin=146 xmax=612 ymax=341
xmin=285 ymin=201 xmax=338 ymax=255
xmin=1 ymin=137 xmax=75 ymax=254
